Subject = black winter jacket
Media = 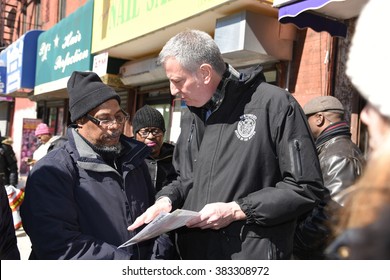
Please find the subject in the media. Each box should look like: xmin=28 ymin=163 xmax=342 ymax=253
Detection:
xmin=145 ymin=142 xmax=177 ymax=192
xmin=21 ymin=127 xmax=156 ymax=259
xmin=0 ymin=140 xmax=18 ymax=186
xmin=158 ymin=65 xmax=327 ymax=259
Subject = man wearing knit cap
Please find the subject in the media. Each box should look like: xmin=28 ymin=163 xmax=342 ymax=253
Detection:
xmin=21 ymin=71 xmax=161 ymax=259
xmin=303 ymin=96 xmax=365 ymax=207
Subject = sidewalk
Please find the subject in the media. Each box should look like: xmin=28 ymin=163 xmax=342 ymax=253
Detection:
xmin=15 ymin=226 xmax=31 ymax=260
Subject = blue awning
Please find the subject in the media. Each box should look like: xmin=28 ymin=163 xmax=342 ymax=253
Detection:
xmin=277 ymin=0 xmax=369 ymax=38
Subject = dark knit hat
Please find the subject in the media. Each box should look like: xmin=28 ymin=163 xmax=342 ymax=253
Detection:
xmin=67 ymin=71 xmax=121 ymax=122
xmin=132 ymin=105 xmax=166 ymax=134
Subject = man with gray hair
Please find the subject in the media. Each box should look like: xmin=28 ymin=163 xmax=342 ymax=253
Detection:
xmin=129 ymin=29 xmax=328 ymax=259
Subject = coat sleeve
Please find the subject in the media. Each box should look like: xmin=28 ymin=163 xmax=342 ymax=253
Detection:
xmin=156 ymin=110 xmax=196 ymax=210
xmin=237 ymin=99 xmax=328 ymax=226
xmin=20 ymin=155 xmax=131 ymax=260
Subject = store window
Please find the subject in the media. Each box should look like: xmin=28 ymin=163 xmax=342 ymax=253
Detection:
xmin=37 ymin=100 xmax=67 ymax=136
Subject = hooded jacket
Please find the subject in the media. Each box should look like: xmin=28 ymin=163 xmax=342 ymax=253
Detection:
xmin=158 ymin=65 xmax=327 ymax=259
xmin=21 ymin=126 xmax=155 ymax=259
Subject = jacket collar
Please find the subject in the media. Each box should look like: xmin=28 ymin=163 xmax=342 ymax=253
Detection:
xmin=67 ymin=126 xmax=150 ymax=173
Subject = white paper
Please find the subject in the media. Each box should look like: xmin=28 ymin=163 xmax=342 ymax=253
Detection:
xmin=118 ymin=209 xmax=200 ymax=248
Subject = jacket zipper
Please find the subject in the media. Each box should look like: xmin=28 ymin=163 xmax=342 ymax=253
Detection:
xmin=294 ymin=140 xmax=303 ymax=177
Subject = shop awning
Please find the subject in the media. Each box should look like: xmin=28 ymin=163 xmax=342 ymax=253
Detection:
xmin=276 ymin=0 xmax=369 ymax=37
xmin=33 ymin=0 xmax=93 ymax=99
xmin=0 ymin=30 xmax=43 ymax=97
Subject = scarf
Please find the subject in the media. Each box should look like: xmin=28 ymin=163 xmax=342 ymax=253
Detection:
xmin=316 ymin=121 xmax=351 ymax=148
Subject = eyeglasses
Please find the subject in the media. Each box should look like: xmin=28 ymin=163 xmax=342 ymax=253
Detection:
xmin=137 ymin=128 xmax=163 ymax=138
xmin=86 ymin=110 xmax=129 ymax=128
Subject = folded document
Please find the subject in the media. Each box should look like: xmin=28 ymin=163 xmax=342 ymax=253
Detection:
xmin=118 ymin=209 xmax=200 ymax=248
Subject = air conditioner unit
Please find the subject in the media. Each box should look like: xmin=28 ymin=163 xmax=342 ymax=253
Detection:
xmin=214 ymin=10 xmax=295 ymax=67
xmin=119 ymin=56 xmax=167 ymax=86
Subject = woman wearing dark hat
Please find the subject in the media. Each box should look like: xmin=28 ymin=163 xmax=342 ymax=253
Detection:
xmin=132 ymin=105 xmax=177 ymax=193
xmin=132 ymin=105 xmax=179 ymax=259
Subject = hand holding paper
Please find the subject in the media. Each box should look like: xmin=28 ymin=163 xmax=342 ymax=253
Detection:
xmin=119 ymin=209 xmax=200 ymax=248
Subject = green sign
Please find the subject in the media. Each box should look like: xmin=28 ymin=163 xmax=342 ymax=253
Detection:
xmin=35 ymin=0 xmax=93 ymax=91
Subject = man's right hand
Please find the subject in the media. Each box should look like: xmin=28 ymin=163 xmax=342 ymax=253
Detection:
xmin=127 ymin=196 xmax=172 ymax=231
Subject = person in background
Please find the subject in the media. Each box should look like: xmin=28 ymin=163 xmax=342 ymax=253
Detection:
xmin=0 ymin=176 xmax=20 ymax=260
xmin=132 ymin=104 xmax=178 ymax=259
xmin=1 ymin=132 xmax=23 ymax=230
xmin=303 ymin=96 xmax=365 ymax=206
xmin=132 ymin=105 xmax=177 ymax=192
xmin=21 ymin=71 xmax=159 ymax=259
xmin=0 ymin=131 xmax=18 ymax=187
xmin=25 ymin=123 xmax=67 ymax=167
xmin=325 ymin=0 xmax=390 ymax=259
xmin=129 ymin=29 xmax=327 ymax=260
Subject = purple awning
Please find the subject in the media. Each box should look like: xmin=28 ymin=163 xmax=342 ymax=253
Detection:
xmin=277 ymin=0 xmax=368 ymax=37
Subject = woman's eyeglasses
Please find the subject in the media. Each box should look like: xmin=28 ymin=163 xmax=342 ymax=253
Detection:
xmin=137 ymin=128 xmax=163 ymax=138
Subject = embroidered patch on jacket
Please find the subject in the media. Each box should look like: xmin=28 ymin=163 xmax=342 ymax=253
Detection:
xmin=235 ymin=114 xmax=257 ymax=141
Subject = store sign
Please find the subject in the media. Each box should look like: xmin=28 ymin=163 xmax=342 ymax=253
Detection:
xmin=35 ymin=0 xmax=93 ymax=94
xmin=0 ymin=30 xmax=43 ymax=94
xmin=92 ymin=52 xmax=108 ymax=77
xmin=92 ymin=0 xmax=232 ymax=53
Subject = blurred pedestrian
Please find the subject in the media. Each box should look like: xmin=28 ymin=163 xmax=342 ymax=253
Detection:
xmin=0 ymin=131 xmax=18 ymax=187
xmin=325 ymin=0 xmax=390 ymax=259
xmin=21 ymin=71 xmax=160 ymax=259
xmin=1 ymin=131 xmax=23 ymax=230
xmin=129 ymin=29 xmax=327 ymax=259
xmin=303 ymin=96 xmax=365 ymax=206
xmin=25 ymin=123 xmax=67 ymax=167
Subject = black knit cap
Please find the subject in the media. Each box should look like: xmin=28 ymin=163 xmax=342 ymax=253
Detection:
xmin=67 ymin=71 xmax=121 ymax=122
xmin=132 ymin=105 xmax=166 ymax=134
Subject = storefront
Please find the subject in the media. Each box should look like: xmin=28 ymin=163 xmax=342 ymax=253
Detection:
xmin=92 ymin=0 xmax=295 ymax=142
xmin=0 ymin=29 xmax=43 ymax=171
xmin=30 ymin=0 xmax=128 ymax=136
xmin=273 ymin=0 xmax=369 ymax=151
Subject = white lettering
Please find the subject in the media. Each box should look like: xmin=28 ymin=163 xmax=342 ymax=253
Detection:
xmin=53 ymin=48 xmax=89 ymax=73
xmin=62 ymin=30 xmax=82 ymax=49
xmin=39 ymin=42 xmax=51 ymax=62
